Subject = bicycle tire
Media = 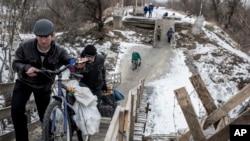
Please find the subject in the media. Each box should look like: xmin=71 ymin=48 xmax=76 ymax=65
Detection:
xmin=132 ymin=60 xmax=137 ymax=70
xmin=42 ymin=100 xmax=72 ymax=141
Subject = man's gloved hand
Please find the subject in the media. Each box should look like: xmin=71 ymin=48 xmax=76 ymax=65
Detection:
xmin=102 ymin=84 xmax=108 ymax=91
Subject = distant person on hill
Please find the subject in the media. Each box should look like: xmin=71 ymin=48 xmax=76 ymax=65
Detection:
xmin=156 ymin=25 xmax=162 ymax=41
xmin=144 ymin=5 xmax=148 ymax=17
xmin=167 ymin=27 xmax=174 ymax=43
xmin=148 ymin=3 xmax=154 ymax=18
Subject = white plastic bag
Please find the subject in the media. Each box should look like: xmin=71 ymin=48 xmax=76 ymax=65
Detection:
xmin=67 ymin=80 xmax=97 ymax=106
xmin=73 ymin=101 xmax=101 ymax=135
xmin=71 ymin=83 xmax=101 ymax=135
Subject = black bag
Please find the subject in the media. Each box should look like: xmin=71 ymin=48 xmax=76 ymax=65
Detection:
xmin=97 ymin=94 xmax=117 ymax=117
xmin=97 ymin=104 xmax=115 ymax=117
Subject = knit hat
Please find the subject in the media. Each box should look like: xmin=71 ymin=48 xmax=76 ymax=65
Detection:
xmin=81 ymin=45 xmax=97 ymax=56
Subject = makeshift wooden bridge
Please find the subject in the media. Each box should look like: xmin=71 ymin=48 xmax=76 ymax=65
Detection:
xmin=173 ymin=73 xmax=250 ymax=141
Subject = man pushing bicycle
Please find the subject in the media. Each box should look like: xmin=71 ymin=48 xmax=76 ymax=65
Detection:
xmin=131 ymin=51 xmax=141 ymax=70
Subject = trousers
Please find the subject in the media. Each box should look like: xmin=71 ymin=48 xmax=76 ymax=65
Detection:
xmin=11 ymin=80 xmax=51 ymax=141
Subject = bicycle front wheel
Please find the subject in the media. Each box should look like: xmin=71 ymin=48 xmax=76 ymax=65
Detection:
xmin=42 ymin=100 xmax=72 ymax=141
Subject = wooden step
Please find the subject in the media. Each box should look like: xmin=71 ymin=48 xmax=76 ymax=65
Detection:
xmin=134 ymin=122 xmax=145 ymax=127
xmin=133 ymin=135 xmax=143 ymax=141
xmin=136 ymin=118 xmax=147 ymax=123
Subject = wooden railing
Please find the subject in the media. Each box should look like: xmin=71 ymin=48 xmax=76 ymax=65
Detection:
xmin=175 ymin=74 xmax=250 ymax=141
xmin=0 ymin=82 xmax=40 ymax=141
xmin=0 ymin=75 xmax=144 ymax=141
xmin=104 ymin=78 xmax=145 ymax=141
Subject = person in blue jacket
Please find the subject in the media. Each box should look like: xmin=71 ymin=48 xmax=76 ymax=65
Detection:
xmin=148 ymin=3 xmax=154 ymax=18
xmin=167 ymin=27 xmax=174 ymax=43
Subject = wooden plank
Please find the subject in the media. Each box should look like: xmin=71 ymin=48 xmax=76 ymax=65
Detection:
xmin=177 ymin=130 xmax=191 ymax=141
xmin=203 ymin=83 xmax=250 ymax=129
xmin=174 ymin=87 xmax=205 ymax=141
xmin=105 ymin=106 xmax=121 ymax=141
xmin=134 ymin=122 xmax=145 ymax=127
xmin=129 ymin=94 xmax=136 ymax=141
xmin=0 ymin=82 xmax=14 ymax=106
xmin=0 ymin=120 xmax=40 ymax=141
xmin=118 ymin=108 xmax=125 ymax=141
xmin=133 ymin=135 xmax=143 ymax=141
xmin=189 ymin=74 xmax=228 ymax=129
xmin=123 ymin=109 xmax=129 ymax=132
xmin=189 ymin=74 xmax=217 ymax=114
xmin=0 ymin=100 xmax=36 ymax=120
xmin=207 ymin=108 xmax=250 ymax=141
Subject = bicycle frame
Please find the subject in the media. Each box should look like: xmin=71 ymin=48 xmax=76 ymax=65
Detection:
xmin=40 ymin=60 xmax=76 ymax=136
xmin=52 ymin=70 xmax=70 ymax=134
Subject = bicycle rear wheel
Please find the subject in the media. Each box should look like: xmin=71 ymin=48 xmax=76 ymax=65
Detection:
xmin=42 ymin=100 xmax=72 ymax=141
xmin=132 ymin=60 xmax=137 ymax=70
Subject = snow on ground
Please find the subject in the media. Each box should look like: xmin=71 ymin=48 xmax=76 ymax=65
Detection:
xmin=114 ymin=7 xmax=250 ymax=136
xmin=1 ymin=6 xmax=250 ymax=138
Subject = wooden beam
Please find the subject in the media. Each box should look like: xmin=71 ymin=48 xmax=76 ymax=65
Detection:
xmin=0 ymin=120 xmax=40 ymax=141
xmin=105 ymin=106 xmax=121 ymax=141
xmin=189 ymin=74 xmax=228 ymax=129
xmin=207 ymin=108 xmax=250 ymax=141
xmin=189 ymin=74 xmax=217 ymax=114
xmin=0 ymin=100 xmax=36 ymax=120
xmin=129 ymin=93 xmax=136 ymax=141
xmin=118 ymin=108 xmax=125 ymax=141
xmin=203 ymin=83 xmax=250 ymax=129
xmin=177 ymin=130 xmax=191 ymax=141
xmin=174 ymin=87 xmax=205 ymax=141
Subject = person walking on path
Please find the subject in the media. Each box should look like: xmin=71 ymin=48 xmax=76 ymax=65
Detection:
xmin=11 ymin=19 xmax=72 ymax=141
xmin=167 ymin=27 xmax=174 ymax=43
xmin=144 ymin=5 xmax=148 ymax=17
xmin=148 ymin=3 xmax=154 ymax=18
xmin=156 ymin=25 xmax=162 ymax=41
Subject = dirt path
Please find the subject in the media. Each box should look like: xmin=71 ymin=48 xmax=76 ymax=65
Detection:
xmin=117 ymin=44 xmax=175 ymax=106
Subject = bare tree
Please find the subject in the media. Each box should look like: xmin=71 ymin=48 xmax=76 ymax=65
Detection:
xmin=0 ymin=0 xmax=30 ymax=82
xmin=78 ymin=0 xmax=104 ymax=32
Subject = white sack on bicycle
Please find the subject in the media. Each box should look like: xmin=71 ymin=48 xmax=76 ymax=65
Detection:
xmin=73 ymin=101 xmax=101 ymax=135
xmin=67 ymin=80 xmax=97 ymax=106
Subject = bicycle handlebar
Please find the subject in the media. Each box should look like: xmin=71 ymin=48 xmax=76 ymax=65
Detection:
xmin=37 ymin=64 xmax=71 ymax=75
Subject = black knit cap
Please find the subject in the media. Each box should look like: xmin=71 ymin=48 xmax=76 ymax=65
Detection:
xmin=81 ymin=45 xmax=97 ymax=57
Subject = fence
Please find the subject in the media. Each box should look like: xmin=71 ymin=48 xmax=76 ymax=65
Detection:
xmin=104 ymin=78 xmax=146 ymax=141
xmin=0 ymin=73 xmax=145 ymax=141
xmin=175 ymin=73 xmax=250 ymax=141
xmin=0 ymin=82 xmax=40 ymax=141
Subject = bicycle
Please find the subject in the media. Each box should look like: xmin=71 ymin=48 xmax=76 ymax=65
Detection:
xmin=132 ymin=59 xmax=141 ymax=70
xmin=39 ymin=59 xmax=89 ymax=141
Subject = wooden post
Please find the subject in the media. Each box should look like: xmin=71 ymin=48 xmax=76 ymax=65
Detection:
xmin=135 ymin=87 xmax=140 ymax=122
xmin=189 ymin=74 xmax=217 ymax=114
xmin=118 ymin=108 xmax=125 ymax=141
xmin=123 ymin=109 xmax=129 ymax=132
xmin=129 ymin=93 xmax=136 ymax=141
xmin=207 ymin=108 xmax=250 ymax=141
xmin=203 ymin=83 xmax=250 ymax=129
xmin=174 ymin=87 xmax=205 ymax=141
xmin=189 ymin=74 xmax=228 ymax=129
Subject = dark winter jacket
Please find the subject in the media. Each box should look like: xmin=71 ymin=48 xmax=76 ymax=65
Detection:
xmin=148 ymin=5 xmax=154 ymax=12
xmin=78 ymin=54 xmax=106 ymax=92
xmin=144 ymin=6 xmax=148 ymax=12
xmin=167 ymin=28 xmax=174 ymax=37
xmin=12 ymin=38 xmax=71 ymax=90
